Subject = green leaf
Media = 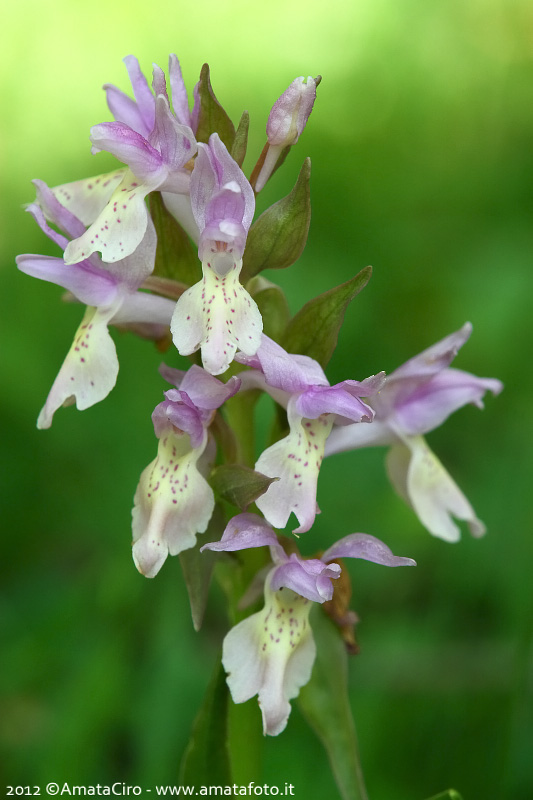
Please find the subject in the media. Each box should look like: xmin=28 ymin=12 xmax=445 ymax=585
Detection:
xmin=241 ymin=158 xmax=311 ymax=282
xmin=231 ymin=111 xmax=249 ymax=167
xmin=282 ymin=266 xmax=372 ymax=368
xmin=210 ymin=464 xmax=278 ymax=511
xmin=149 ymin=192 xmax=201 ymax=286
xmin=195 ymin=63 xmax=236 ymax=151
xmin=179 ymin=657 xmax=232 ymax=785
xmin=210 ymin=411 xmax=238 ymax=464
xmin=247 ymin=276 xmax=290 ymax=341
xmin=298 ymin=607 xmax=368 ymax=800
xmin=423 ymin=792 xmax=463 ymax=800
xmin=179 ymin=505 xmax=225 ymax=631
xmin=222 ymin=388 xmax=261 ymax=468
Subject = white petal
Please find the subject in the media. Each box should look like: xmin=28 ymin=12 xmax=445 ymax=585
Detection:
xmin=51 ymin=170 xmax=126 ymax=225
xmin=170 ymin=282 xmax=206 ymax=355
xmin=64 ymin=170 xmax=161 ymax=265
xmin=132 ymin=429 xmax=214 ymax=577
xmin=222 ymin=584 xmax=315 ymax=736
xmin=255 ymin=413 xmax=333 ymax=533
xmin=37 ymin=301 xmax=120 ymax=429
xmin=171 ymin=257 xmax=262 ymax=376
xmin=393 ymin=436 xmax=486 ymax=542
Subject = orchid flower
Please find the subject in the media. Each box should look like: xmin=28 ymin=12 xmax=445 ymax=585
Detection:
xmin=170 ymin=134 xmax=263 ymax=376
xmin=62 ymin=56 xmax=197 ymax=266
xmin=102 ymin=54 xmax=201 ymax=243
xmin=16 ymin=180 xmax=174 ymax=429
xmin=326 ymin=323 xmax=503 ymax=541
xmin=254 ymin=76 xmax=317 ymax=192
xmin=236 ymin=336 xmax=386 ymax=533
xmin=103 ymin=54 xmax=198 ymax=136
xmin=132 ymin=365 xmax=240 ymax=578
xmin=201 ymin=512 xmax=415 ymax=735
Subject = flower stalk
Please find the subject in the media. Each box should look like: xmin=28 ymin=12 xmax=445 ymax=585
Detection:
xmin=16 ymin=50 xmax=502 ymax=796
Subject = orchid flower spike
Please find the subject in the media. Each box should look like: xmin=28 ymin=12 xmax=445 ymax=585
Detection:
xmin=201 ymin=513 xmax=415 ymax=735
xmin=254 ymin=76 xmax=317 ymax=193
xmin=236 ymin=335 xmax=386 ymax=533
xmin=132 ymin=365 xmax=240 ymax=578
xmin=326 ymin=323 xmax=503 ymax=542
xmin=16 ymin=180 xmax=174 ymax=428
xmin=171 ymin=134 xmax=263 ymax=376
xmin=62 ymin=56 xmax=197 ymax=266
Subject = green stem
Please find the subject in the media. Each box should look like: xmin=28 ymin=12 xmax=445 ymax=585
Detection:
xmin=222 ymin=389 xmax=260 ymax=467
xmin=298 ymin=608 xmax=369 ymax=800
xmin=228 ymin=698 xmax=263 ymax=783
xmin=215 ymin=545 xmax=270 ymax=784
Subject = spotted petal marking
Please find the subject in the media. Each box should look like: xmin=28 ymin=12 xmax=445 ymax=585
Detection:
xmin=37 ymin=301 xmax=121 ymax=429
xmin=51 ymin=170 xmax=126 ymax=226
xmin=255 ymin=411 xmax=334 ymax=533
xmin=132 ymin=428 xmax=214 ymax=578
xmin=171 ymin=256 xmax=262 ymax=376
xmin=64 ymin=170 xmax=161 ymax=265
xmin=222 ymin=582 xmax=315 ymax=736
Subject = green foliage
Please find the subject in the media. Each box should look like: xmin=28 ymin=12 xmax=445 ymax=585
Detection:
xmin=247 ymin=276 xmax=291 ymax=341
xmin=298 ymin=608 xmax=368 ymax=800
xmin=210 ymin=464 xmax=278 ymax=511
xmin=210 ymin=410 xmax=239 ymax=464
xmin=231 ymin=111 xmax=249 ymax=167
xmin=149 ymin=192 xmax=201 ymax=286
xmin=282 ymin=266 xmax=372 ymax=368
xmin=222 ymin=389 xmax=261 ymax=468
xmin=179 ymin=505 xmax=225 ymax=631
xmin=179 ymin=659 xmax=232 ymax=785
xmin=195 ymin=63 xmax=236 ymax=151
xmin=241 ymin=159 xmax=312 ymax=282
xmin=423 ymin=792 xmax=463 ymax=800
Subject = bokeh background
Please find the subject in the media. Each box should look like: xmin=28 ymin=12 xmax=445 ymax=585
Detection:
xmin=1 ymin=1 xmax=532 ymax=798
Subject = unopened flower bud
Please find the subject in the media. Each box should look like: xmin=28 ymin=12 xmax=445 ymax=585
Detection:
xmin=253 ymin=76 xmax=318 ymax=193
xmin=266 ymin=76 xmax=317 ymax=147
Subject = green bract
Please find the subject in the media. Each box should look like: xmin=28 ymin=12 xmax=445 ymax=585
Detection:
xmin=283 ymin=266 xmax=372 ymax=368
xmin=247 ymin=276 xmax=291 ymax=341
xmin=149 ymin=192 xmax=201 ymax=286
xmin=241 ymin=158 xmax=312 ymax=281
xmin=210 ymin=464 xmax=279 ymax=512
xmin=195 ymin=63 xmax=236 ymax=151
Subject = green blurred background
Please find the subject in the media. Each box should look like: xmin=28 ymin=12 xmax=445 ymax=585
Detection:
xmin=1 ymin=0 xmax=532 ymax=797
